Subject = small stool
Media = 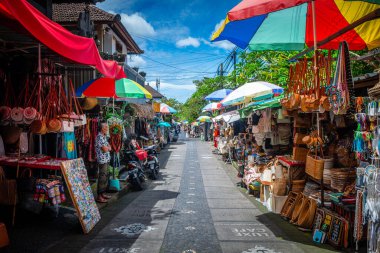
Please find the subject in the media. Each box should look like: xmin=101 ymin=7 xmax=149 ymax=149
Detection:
xmin=0 ymin=222 xmax=9 ymax=248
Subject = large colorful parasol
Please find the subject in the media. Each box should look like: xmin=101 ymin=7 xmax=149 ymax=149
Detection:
xmin=202 ymin=102 xmax=222 ymax=112
xmin=196 ymin=116 xmax=212 ymax=123
xmin=221 ymin=81 xmax=283 ymax=106
xmin=160 ymin=103 xmax=177 ymax=114
xmin=205 ymin=89 xmax=233 ymax=101
xmin=212 ymin=0 xmax=380 ymax=51
xmin=76 ymin=78 xmax=152 ymax=99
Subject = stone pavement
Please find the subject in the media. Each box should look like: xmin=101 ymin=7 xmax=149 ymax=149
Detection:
xmin=14 ymin=134 xmax=342 ymax=253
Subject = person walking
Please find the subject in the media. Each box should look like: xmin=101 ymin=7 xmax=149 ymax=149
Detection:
xmin=213 ymin=125 xmax=220 ymax=148
xmin=95 ymin=123 xmax=112 ymax=203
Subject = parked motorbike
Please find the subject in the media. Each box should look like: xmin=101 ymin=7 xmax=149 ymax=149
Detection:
xmin=124 ymin=148 xmax=160 ymax=180
xmin=125 ymin=167 xmax=143 ymax=191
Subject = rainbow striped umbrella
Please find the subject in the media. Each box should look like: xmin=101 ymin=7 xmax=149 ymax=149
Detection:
xmin=76 ymin=78 xmax=152 ymax=99
xmin=202 ymin=102 xmax=222 ymax=112
xmin=212 ymin=0 xmax=380 ymax=51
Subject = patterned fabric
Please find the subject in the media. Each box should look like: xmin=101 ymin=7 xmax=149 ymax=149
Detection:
xmin=95 ymin=133 xmax=110 ymax=163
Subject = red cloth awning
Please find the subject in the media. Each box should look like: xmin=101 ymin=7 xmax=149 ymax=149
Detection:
xmin=0 ymin=0 xmax=126 ymax=79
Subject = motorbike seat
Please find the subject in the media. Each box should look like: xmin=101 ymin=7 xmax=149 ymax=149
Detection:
xmin=143 ymin=145 xmax=156 ymax=150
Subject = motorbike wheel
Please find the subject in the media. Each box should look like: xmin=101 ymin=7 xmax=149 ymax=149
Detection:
xmin=132 ymin=176 xmax=143 ymax=191
xmin=150 ymin=164 xmax=158 ymax=180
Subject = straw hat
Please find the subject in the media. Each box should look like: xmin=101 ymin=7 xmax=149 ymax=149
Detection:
xmin=82 ymin=97 xmax=98 ymax=111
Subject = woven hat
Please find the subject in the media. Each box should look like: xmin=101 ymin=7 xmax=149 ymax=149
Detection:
xmin=82 ymin=97 xmax=98 ymax=111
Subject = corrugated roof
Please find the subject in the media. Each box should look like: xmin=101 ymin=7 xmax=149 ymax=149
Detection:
xmin=52 ymin=3 xmax=115 ymax=23
xmin=144 ymin=85 xmax=164 ymax=99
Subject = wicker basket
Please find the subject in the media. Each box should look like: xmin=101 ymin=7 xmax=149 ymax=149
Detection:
xmin=294 ymin=133 xmax=306 ymax=145
xmin=292 ymin=179 xmax=306 ymax=193
xmin=297 ymin=198 xmax=317 ymax=229
xmin=290 ymin=194 xmax=306 ymax=223
xmin=280 ymin=192 xmax=302 ymax=219
xmin=292 ymin=147 xmax=308 ymax=162
xmin=323 ymin=167 xmax=337 ymax=185
xmin=330 ymin=169 xmax=356 ymax=192
xmin=323 ymin=157 xmax=334 ymax=169
xmin=305 ymin=154 xmax=325 ymax=179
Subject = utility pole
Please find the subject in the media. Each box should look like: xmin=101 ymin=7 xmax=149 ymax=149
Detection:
xmin=156 ymin=78 xmax=160 ymax=92
xmin=219 ymin=63 xmax=224 ymax=88
xmin=233 ymin=50 xmax=237 ymax=86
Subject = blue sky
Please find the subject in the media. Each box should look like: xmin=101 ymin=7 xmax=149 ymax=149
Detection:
xmin=97 ymin=0 xmax=239 ymax=102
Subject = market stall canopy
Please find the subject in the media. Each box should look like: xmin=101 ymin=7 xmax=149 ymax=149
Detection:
xmin=0 ymin=0 xmax=125 ymax=79
xmin=205 ymin=89 xmax=233 ymax=101
xmin=202 ymin=102 xmax=222 ymax=112
xmin=76 ymin=78 xmax=152 ymax=99
xmin=129 ymin=103 xmax=155 ymax=119
xmin=214 ymin=115 xmax=224 ymax=121
xmin=160 ymin=103 xmax=177 ymax=114
xmin=211 ymin=0 xmax=380 ymax=51
xmin=196 ymin=116 xmax=212 ymax=123
xmin=221 ymin=110 xmax=241 ymax=124
xmin=157 ymin=121 xmax=171 ymax=128
xmin=239 ymin=95 xmax=284 ymax=118
xmin=221 ymin=81 xmax=283 ymax=106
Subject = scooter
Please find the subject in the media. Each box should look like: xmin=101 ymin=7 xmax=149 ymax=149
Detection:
xmin=125 ymin=167 xmax=143 ymax=191
xmin=124 ymin=149 xmax=160 ymax=180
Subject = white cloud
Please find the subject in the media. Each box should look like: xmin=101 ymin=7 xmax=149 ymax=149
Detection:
xmin=127 ymin=55 xmax=146 ymax=67
xmin=176 ymin=37 xmax=201 ymax=48
xmin=204 ymin=19 xmax=236 ymax=51
xmin=208 ymin=40 xmax=236 ymax=51
xmin=159 ymin=82 xmax=196 ymax=91
xmin=212 ymin=19 xmax=226 ymax=35
xmin=119 ymin=13 xmax=156 ymax=37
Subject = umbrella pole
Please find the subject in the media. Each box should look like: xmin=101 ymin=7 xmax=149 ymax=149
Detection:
xmin=311 ymin=0 xmax=320 ymax=137
xmin=113 ymin=97 xmax=115 ymax=114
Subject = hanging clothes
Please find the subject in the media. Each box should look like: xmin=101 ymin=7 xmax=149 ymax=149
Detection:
xmin=63 ymin=132 xmax=77 ymax=159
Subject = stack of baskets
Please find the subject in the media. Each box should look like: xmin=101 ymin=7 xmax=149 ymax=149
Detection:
xmin=330 ymin=169 xmax=356 ymax=192
xmin=368 ymin=75 xmax=380 ymax=99
xmin=303 ymin=181 xmax=320 ymax=197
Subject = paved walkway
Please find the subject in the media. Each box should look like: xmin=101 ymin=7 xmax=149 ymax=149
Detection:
xmin=44 ymin=135 xmax=339 ymax=253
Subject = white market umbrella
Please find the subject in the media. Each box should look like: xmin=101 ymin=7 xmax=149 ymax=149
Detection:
xmin=221 ymin=81 xmax=283 ymax=106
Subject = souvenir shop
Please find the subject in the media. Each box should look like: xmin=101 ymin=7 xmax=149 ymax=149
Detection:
xmin=216 ymin=41 xmax=380 ymax=251
xmin=0 ymin=56 xmax=160 ymax=237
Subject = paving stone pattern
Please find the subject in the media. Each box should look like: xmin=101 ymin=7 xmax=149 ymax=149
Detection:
xmin=35 ymin=134 xmax=340 ymax=253
xmin=161 ymin=140 xmax=223 ymax=253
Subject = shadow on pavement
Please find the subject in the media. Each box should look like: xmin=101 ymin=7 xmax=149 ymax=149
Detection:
xmin=2 ymin=140 xmax=182 ymax=253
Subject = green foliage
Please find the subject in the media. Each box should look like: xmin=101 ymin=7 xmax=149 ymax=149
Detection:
xmin=161 ymin=97 xmax=182 ymax=111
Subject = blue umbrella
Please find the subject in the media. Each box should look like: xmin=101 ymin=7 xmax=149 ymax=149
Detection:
xmin=157 ymin=121 xmax=171 ymax=127
xmin=205 ymin=89 xmax=233 ymax=101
